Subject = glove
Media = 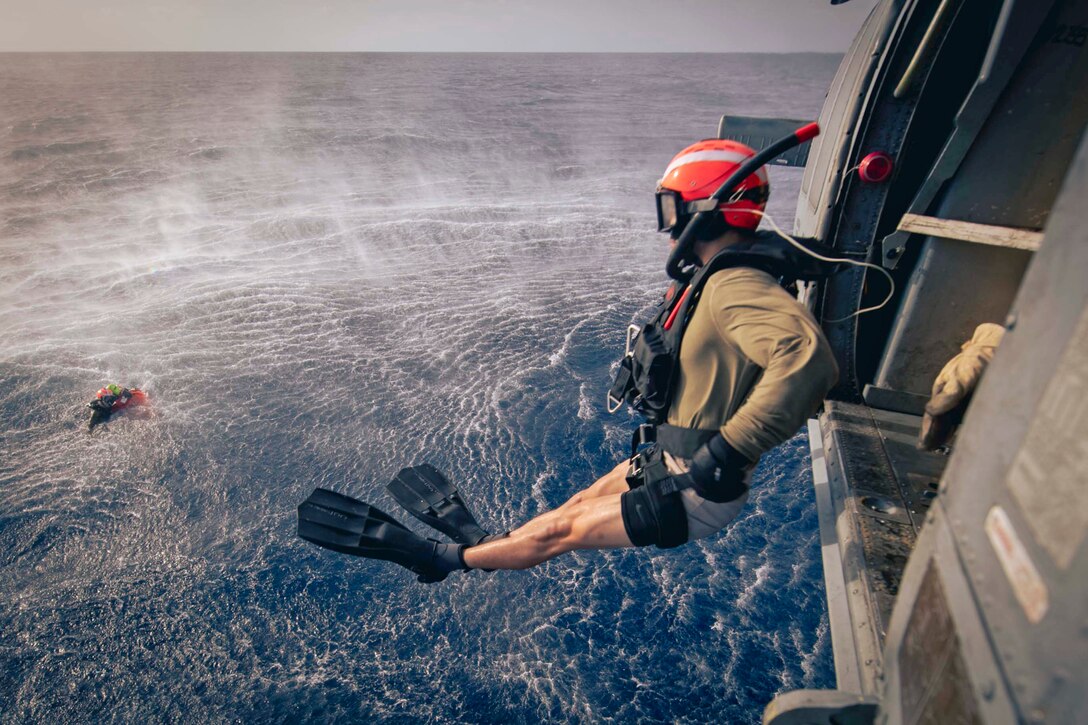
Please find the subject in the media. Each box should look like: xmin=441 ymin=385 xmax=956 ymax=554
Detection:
xmin=684 ymin=434 xmax=752 ymax=503
xmin=918 ymin=323 xmax=1004 ymax=451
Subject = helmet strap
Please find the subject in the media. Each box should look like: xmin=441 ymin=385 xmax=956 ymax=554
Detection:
xmin=693 ymin=214 xmax=732 ymax=242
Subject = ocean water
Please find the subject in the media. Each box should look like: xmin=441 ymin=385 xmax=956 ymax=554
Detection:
xmin=0 ymin=53 xmax=840 ymax=723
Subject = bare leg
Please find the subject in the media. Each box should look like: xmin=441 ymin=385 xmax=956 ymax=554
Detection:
xmin=487 ymin=459 xmax=629 ymax=541
xmin=462 ymin=460 xmax=635 ymax=571
xmin=557 ymin=459 xmax=631 ymax=506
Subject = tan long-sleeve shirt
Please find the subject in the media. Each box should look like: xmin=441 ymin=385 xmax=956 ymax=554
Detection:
xmin=666 ymin=267 xmax=838 ymax=463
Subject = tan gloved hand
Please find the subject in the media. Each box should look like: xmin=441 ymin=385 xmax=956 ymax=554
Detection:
xmin=918 ymin=323 xmax=1005 ymax=450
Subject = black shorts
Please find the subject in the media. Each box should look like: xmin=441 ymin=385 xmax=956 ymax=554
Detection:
xmin=620 ymin=447 xmax=688 ymax=549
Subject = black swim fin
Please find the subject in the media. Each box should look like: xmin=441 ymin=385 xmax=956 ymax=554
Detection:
xmin=87 ymin=402 xmax=110 ymax=432
xmin=87 ymin=410 xmax=106 ymax=432
xmin=297 ymin=487 xmax=462 ymax=583
xmin=386 ymin=464 xmax=490 ymax=546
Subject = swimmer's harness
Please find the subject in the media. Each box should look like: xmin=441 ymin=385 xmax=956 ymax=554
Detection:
xmin=610 ymin=123 xmax=831 ymax=465
xmin=607 ymin=230 xmax=840 ymax=460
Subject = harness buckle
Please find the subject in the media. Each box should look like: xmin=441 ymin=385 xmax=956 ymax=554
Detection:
xmin=630 ymin=423 xmax=657 ymax=457
xmin=606 ymin=391 xmax=625 ymax=414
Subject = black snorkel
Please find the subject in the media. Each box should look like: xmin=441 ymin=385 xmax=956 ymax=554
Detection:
xmin=665 ymin=123 xmax=821 ymax=282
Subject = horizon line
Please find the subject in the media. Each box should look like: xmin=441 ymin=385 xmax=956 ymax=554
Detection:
xmin=0 ymin=49 xmax=846 ymax=55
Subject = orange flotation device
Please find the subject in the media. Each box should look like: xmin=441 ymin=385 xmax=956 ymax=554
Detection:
xmin=94 ymin=387 xmax=148 ymax=412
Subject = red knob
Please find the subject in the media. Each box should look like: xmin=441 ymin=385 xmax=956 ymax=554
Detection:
xmin=858 ymin=152 xmax=894 ymax=183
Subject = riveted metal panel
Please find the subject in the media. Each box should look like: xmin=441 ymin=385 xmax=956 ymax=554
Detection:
xmin=796 ymin=0 xmax=901 ymax=236
xmin=936 ymin=120 xmax=1088 ymax=723
xmin=879 ymin=505 xmax=1020 ymax=724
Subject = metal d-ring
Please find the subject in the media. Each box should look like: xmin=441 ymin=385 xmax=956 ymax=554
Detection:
xmin=624 ymin=324 xmax=640 ymax=357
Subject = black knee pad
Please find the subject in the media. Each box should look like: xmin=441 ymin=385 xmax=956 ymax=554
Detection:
xmin=621 ymin=477 xmax=689 ymax=549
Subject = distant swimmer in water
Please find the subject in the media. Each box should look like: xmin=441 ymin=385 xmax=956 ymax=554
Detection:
xmin=87 ymin=383 xmax=148 ymax=432
xmin=298 ymin=130 xmax=839 ymax=583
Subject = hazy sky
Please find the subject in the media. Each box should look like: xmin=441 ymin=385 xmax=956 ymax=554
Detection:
xmin=3 ymin=0 xmax=880 ymax=53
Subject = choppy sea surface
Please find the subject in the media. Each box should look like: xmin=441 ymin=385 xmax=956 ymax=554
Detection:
xmin=0 ymin=53 xmax=840 ymax=723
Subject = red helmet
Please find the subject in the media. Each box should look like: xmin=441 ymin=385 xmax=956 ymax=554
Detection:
xmin=656 ymin=139 xmax=769 ymax=234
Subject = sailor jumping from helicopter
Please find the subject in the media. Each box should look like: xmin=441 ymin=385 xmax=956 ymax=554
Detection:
xmin=299 ymin=125 xmax=842 ymax=581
